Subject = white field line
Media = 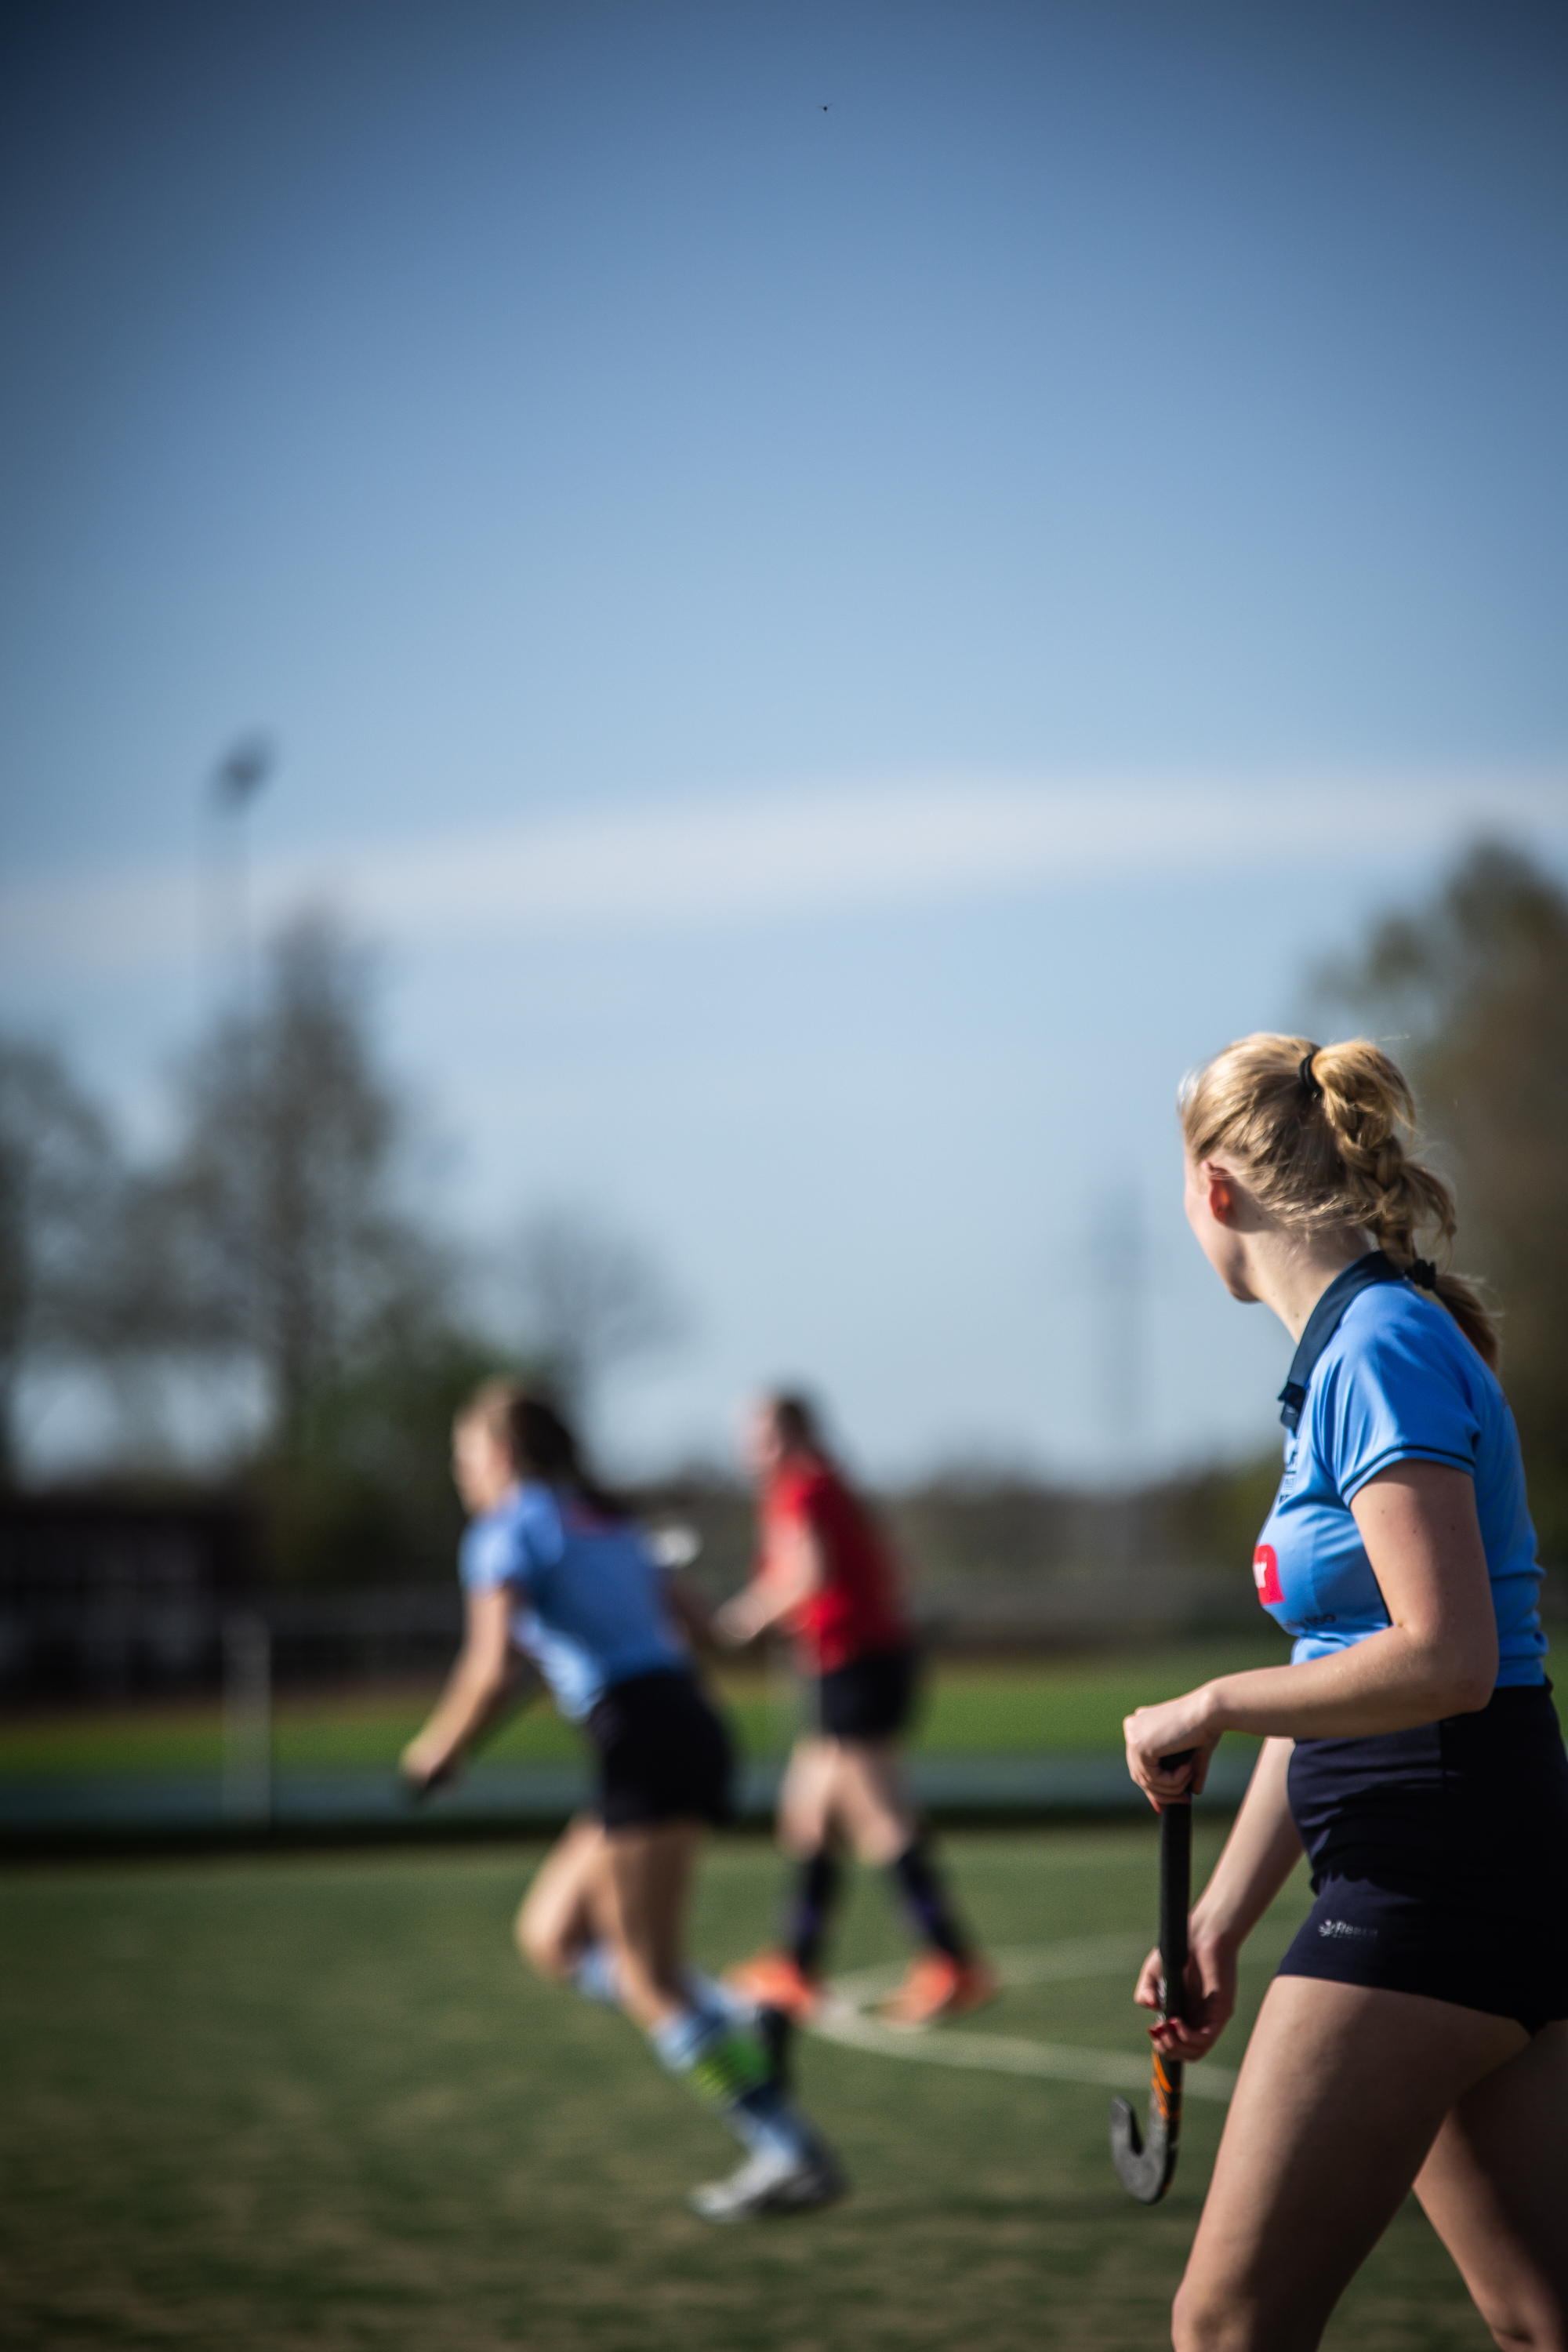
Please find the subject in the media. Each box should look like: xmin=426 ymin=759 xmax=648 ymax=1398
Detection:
xmin=804 ymin=1929 xmax=1301 ymax=2105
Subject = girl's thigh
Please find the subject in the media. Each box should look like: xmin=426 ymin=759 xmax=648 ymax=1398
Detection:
xmin=1413 ymin=2019 xmax=1568 ymax=2352
xmin=1177 ymin=1976 xmax=1526 ymax=2352
xmin=604 ymin=1819 xmax=704 ymax=2018
xmin=514 ymin=1815 xmax=612 ymax=1972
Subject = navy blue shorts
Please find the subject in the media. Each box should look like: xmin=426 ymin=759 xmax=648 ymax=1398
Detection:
xmin=1280 ymin=1682 xmax=1568 ymax=2034
xmin=815 ymin=1645 xmax=921 ymax=1740
xmin=585 ymin=1671 xmax=734 ymax=1831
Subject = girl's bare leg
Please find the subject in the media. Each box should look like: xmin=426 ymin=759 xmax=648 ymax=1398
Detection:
xmin=775 ymin=1737 xmax=839 ymax=1860
xmin=1412 ymin=2020 xmax=1568 ymax=2352
xmin=514 ymin=1816 xmax=615 ymax=1979
xmin=603 ymin=1819 xmax=705 ymax=2031
xmin=775 ymin=1736 xmax=915 ymax=1864
xmin=829 ymin=1739 xmax=918 ymax=1866
xmin=1174 ymin=1976 xmax=1526 ymax=2352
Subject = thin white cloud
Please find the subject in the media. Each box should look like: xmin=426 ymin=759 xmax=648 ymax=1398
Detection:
xmin=3 ymin=770 xmax=1566 ymax=982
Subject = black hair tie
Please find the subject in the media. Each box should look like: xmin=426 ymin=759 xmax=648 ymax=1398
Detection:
xmin=1408 ymin=1258 xmax=1439 ymax=1290
xmin=1298 ymin=1049 xmax=1324 ymax=1103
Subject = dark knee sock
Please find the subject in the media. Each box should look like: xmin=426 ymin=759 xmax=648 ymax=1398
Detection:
xmin=889 ymin=1837 xmax=970 ymax=1963
xmin=783 ymin=1850 xmax=840 ymax=1974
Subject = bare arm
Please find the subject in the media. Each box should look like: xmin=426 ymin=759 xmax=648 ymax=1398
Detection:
xmin=401 ymin=1588 xmax=521 ymax=1789
xmin=1134 ymin=1736 xmax=1303 ymax=2060
xmin=1125 ymin=1461 xmax=1497 ymax=1805
xmin=712 ymin=1519 xmax=825 ymax=1646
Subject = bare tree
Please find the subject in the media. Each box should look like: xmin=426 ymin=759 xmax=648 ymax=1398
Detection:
xmin=154 ymin=911 xmax=453 ymax=1446
xmin=506 ymin=1206 xmax=684 ymax=1425
xmin=0 ymin=1036 xmax=124 ymax=1480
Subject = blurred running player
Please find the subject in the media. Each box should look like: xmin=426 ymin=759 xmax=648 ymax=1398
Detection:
xmin=401 ymin=1381 xmax=844 ymax=2221
xmin=715 ymin=1392 xmax=996 ymax=2027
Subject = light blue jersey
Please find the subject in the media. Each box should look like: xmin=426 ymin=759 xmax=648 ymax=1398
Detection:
xmin=1253 ymin=1257 xmax=1546 ymax=1686
xmin=459 ymin=1482 xmax=688 ymax=1722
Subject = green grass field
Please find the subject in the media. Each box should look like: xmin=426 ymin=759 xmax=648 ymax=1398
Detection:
xmin=0 ymin=1640 xmax=1280 ymax=1779
xmin=1 ymin=1829 xmax=1490 ymax=2350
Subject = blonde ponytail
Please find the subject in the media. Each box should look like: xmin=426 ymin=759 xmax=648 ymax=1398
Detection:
xmin=1180 ymin=1033 xmax=1499 ymax=1368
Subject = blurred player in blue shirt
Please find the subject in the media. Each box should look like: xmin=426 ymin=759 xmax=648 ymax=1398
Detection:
xmin=402 ymin=1383 xmax=842 ymax=2220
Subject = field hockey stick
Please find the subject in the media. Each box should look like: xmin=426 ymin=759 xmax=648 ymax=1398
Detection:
xmin=1110 ymin=1750 xmax=1196 ymax=2205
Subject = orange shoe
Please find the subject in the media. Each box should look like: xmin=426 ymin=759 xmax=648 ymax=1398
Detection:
xmin=877 ymin=1951 xmax=1000 ymax=2028
xmin=722 ymin=1949 xmax=822 ymax=2023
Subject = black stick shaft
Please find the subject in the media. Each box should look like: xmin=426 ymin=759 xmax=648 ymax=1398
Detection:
xmin=1160 ymin=1798 xmax=1192 ymax=2025
xmin=1110 ymin=1750 xmax=1195 ymax=2204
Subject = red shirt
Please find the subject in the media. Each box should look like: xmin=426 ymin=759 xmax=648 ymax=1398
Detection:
xmin=761 ymin=1454 xmax=909 ymax=1674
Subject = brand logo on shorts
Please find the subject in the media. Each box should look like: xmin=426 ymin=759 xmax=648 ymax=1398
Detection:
xmin=1253 ymin=1544 xmax=1283 ymax=1606
xmin=1317 ymin=1919 xmax=1377 ymax=1942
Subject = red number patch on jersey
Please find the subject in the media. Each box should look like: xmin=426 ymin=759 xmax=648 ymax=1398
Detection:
xmin=1253 ymin=1544 xmax=1283 ymax=1606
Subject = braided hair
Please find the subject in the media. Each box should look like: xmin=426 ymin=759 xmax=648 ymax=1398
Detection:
xmin=1179 ymin=1033 xmax=1498 ymax=1367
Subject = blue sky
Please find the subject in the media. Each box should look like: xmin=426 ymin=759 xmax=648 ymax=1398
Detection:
xmin=3 ymin=2 xmax=1566 ymax=1481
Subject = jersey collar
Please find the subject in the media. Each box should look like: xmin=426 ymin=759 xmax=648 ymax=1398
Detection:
xmin=1277 ymin=1250 xmax=1406 ymax=1432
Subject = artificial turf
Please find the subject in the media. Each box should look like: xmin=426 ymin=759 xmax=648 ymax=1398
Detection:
xmin=0 ymin=1828 xmax=1490 ymax=2350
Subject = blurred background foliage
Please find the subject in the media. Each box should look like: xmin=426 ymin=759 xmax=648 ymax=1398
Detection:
xmin=0 ymin=1036 xmax=123 ymax=1483
xmin=1323 ymin=838 xmax=1568 ymax=1562
xmin=3 ymin=837 xmax=1564 ymax=1589
xmin=248 ymin=1331 xmax=514 ymax=1588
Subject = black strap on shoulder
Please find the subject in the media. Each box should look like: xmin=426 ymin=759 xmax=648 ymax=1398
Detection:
xmin=1277 ymin=1251 xmax=1406 ymax=1432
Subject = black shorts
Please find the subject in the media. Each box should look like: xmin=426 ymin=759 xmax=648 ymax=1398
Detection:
xmin=584 ymin=1670 xmax=734 ymax=1831
xmin=814 ymin=1645 xmax=921 ymax=1741
xmin=1279 ymin=1682 xmax=1568 ymax=2034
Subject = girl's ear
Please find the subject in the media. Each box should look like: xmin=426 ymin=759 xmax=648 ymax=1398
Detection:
xmin=1203 ymin=1163 xmax=1239 ymax=1226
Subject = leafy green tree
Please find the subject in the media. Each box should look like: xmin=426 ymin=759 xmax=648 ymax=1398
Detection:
xmin=1324 ymin=840 xmax=1568 ymax=1560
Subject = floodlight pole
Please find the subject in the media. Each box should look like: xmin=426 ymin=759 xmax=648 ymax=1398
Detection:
xmin=200 ymin=739 xmax=279 ymax=1823
xmin=210 ymin=733 xmax=274 ymax=1023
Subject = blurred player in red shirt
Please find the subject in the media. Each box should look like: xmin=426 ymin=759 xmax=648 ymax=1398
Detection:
xmin=715 ymin=1392 xmax=996 ymax=2027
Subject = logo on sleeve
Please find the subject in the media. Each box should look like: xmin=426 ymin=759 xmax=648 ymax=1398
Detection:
xmin=1253 ymin=1544 xmax=1283 ymax=1606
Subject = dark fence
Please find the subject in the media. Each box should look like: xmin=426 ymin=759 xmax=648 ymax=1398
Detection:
xmin=0 ymin=1489 xmax=468 ymax=1702
xmin=0 ymin=1494 xmax=258 ymax=1703
xmin=0 ymin=1485 xmax=1256 ymax=1709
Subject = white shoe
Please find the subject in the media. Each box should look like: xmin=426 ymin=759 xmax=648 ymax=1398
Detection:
xmin=688 ymin=2142 xmax=846 ymax=2222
